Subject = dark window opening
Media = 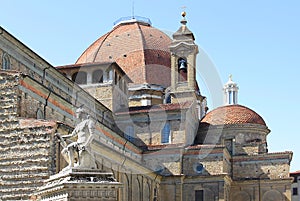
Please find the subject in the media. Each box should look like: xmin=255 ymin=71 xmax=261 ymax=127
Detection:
xmin=195 ymin=190 xmax=204 ymax=201
xmin=114 ymin=72 xmax=118 ymax=85
xmin=293 ymin=187 xmax=298 ymax=195
xmin=72 ymin=72 xmax=87 ymax=84
xmin=92 ymin=69 xmax=103 ymax=83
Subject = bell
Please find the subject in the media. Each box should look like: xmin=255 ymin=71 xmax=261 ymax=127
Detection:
xmin=178 ymin=59 xmax=187 ymax=72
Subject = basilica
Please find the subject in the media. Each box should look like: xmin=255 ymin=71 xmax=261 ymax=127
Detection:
xmin=0 ymin=12 xmax=293 ymax=201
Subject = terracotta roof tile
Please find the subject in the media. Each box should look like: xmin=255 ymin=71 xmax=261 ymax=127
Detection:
xmin=200 ymin=104 xmax=266 ymax=126
xmin=75 ymin=22 xmax=172 ymax=87
xmin=290 ymin=170 xmax=300 ymax=175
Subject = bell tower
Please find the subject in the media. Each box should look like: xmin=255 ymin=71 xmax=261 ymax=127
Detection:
xmin=169 ymin=12 xmax=200 ymax=102
xmin=169 ymin=12 xmax=207 ymax=119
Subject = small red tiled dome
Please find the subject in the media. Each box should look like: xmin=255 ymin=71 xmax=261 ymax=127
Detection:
xmin=201 ymin=104 xmax=266 ymax=126
xmin=76 ymin=17 xmax=172 ymax=87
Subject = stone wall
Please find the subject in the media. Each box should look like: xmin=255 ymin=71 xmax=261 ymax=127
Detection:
xmin=183 ymin=146 xmax=226 ymax=176
xmin=116 ymin=108 xmax=189 ymax=147
xmin=232 ymin=152 xmax=292 ymax=180
xmin=231 ymin=179 xmax=292 ymax=201
xmin=141 ymin=146 xmax=183 ymax=176
xmin=197 ymin=124 xmax=269 ymax=146
xmin=160 ymin=175 xmax=227 ymax=201
xmin=0 ymin=71 xmax=19 ymax=129
xmin=235 ymin=142 xmax=267 ymax=155
xmin=84 ymin=85 xmax=114 ymax=110
xmin=183 ymin=179 xmax=225 ymax=201
xmin=0 ymin=71 xmax=58 ymax=200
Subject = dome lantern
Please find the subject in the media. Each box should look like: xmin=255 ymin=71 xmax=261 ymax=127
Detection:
xmin=223 ymin=74 xmax=239 ymax=105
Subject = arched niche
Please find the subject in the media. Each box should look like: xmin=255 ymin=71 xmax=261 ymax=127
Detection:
xmin=132 ymin=177 xmax=141 ymax=201
xmin=232 ymin=191 xmax=251 ymax=201
xmin=262 ymin=190 xmax=283 ymax=201
xmin=121 ymin=173 xmax=130 ymax=201
xmin=143 ymin=179 xmax=150 ymax=201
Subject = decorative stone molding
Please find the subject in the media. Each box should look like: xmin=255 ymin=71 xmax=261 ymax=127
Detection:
xmin=35 ymin=168 xmax=122 ymax=201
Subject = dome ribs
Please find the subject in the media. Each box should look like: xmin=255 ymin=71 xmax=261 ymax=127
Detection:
xmin=92 ymin=29 xmax=115 ymax=63
xmin=75 ymin=21 xmax=172 ymax=86
xmin=135 ymin=22 xmax=147 ymax=83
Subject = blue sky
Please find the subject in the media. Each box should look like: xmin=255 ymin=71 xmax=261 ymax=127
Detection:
xmin=1 ymin=0 xmax=299 ymax=171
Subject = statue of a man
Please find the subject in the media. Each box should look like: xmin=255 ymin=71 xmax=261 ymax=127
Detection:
xmin=56 ymin=106 xmax=97 ymax=170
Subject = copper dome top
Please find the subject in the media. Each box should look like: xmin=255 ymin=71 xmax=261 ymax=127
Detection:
xmin=200 ymin=104 xmax=266 ymax=126
xmin=76 ymin=17 xmax=172 ymax=87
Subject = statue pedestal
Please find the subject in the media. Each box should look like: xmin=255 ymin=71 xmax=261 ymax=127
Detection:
xmin=36 ymin=168 xmax=122 ymax=201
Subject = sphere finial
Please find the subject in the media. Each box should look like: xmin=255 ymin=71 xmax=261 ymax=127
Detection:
xmin=181 ymin=6 xmax=187 ymax=18
xmin=180 ymin=6 xmax=187 ymax=25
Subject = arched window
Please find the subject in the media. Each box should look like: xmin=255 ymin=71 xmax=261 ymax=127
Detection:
xmin=125 ymin=126 xmax=135 ymax=142
xmin=72 ymin=71 xmax=87 ymax=84
xmin=165 ymin=94 xmax=171 ymax=104
xmin=92 ymin=69 xmax=103 ymax=83
xmin=161 ymin=122 xmax=171 ymax=143
xmin=2 ymin=53 xmax=10 ymax=70
xmin=104 ymin=68 xmax=113 ymax=82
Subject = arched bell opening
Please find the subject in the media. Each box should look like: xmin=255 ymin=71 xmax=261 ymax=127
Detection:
xmin=178 ymin=57 xmax=187 ymax=82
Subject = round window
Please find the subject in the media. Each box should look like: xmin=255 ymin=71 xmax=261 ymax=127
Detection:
xmin=193 ymin=163 xmax=204 ymax=174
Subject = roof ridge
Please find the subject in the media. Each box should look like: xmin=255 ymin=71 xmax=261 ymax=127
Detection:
xmin=92 ymin=30 xmax=115 ymax=63
xmin=136 ymin=22 xmax=147 ymax=82
xmin=75 ymin=32 xmax=109 ymax=64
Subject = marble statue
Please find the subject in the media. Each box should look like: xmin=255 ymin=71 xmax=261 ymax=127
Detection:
xmin=55 ymin=106 xmax=97 ymax=170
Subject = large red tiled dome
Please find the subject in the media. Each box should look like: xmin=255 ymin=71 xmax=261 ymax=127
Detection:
xmin=201 ymin=104 xmax=266 ymax=126
xmin=76 ymin=17 xmax=172 ymax=87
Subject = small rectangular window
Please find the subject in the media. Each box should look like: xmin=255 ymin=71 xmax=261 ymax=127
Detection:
xmin=293 ymin=187 xmax=298 ymax=195
xmin=195 ymin=190 xmax=204 ymax=201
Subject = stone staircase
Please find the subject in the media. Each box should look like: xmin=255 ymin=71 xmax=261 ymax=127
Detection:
xmin=0 ymin=72 xmax=57 ymax=200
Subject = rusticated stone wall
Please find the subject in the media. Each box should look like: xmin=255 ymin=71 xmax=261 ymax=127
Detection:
xmin=0 ymin=72 xmax=57 ymax=200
